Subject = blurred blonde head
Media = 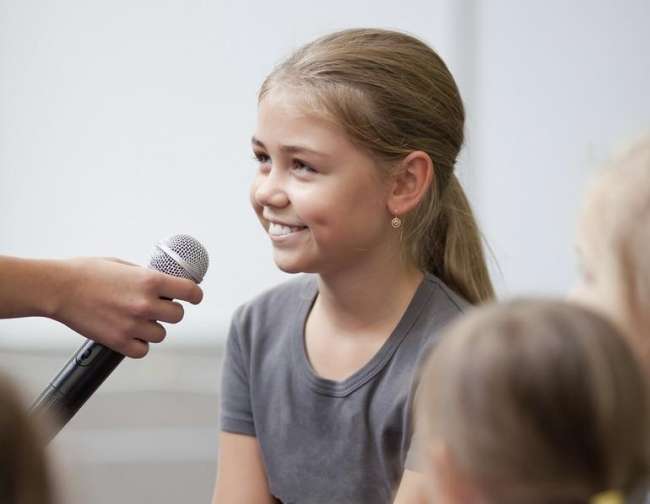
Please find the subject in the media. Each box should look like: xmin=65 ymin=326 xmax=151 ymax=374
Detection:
xmin=573 ymin=134 xmax=650 ymax=369
xmin=0 ymin=372 xmax=55 ymax=504
xmin=416 ymin=299 xmax=650 ymax=504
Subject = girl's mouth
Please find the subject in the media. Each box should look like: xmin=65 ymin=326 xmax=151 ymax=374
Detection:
xmin=268 ymin=222 xmax=308 ymax=237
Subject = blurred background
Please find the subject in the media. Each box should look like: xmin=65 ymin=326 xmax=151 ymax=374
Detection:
xmin=1 ymin=0 xmax=648 ymax=502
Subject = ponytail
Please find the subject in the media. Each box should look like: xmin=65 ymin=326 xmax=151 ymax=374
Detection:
xmin=437 ymin=175 xmax=494 ymax=304
xmin=405 ymin=174 xmax=494 ymax=305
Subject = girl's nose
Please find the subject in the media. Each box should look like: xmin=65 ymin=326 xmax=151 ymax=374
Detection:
xmin=253 ymin=170 xmax=289 ymax=209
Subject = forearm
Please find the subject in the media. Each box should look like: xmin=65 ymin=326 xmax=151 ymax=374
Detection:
xmin=212 ymin=432 xmax=276 ymax=504
xmin=393 ymin=469 xmax=429 ymax=504
xmin=0 ymin=255 xmax=203 ymax=355
xmin=0 ymin=256 xmax=69 ymax=319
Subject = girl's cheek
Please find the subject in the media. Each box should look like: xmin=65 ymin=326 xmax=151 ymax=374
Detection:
xmin=249 ymin=179 xmax=263 ymax=214
xmin=569 ymin=283 xmax=606 ymax=317
xmin=567 ymin=283 xmax=588 ymax=303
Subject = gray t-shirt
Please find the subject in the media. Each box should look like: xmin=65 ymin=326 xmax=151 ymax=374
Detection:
xmin=219 ymin=273 xmax=467 ymax=504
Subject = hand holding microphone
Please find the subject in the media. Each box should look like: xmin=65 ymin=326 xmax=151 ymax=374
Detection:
xmin=31 ymin=234 xmax=209 ymax=442
xmin=50 ymin=256 xmax=203 ymax=358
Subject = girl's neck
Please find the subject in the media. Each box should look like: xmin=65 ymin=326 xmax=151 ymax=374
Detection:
xmin=314 ymin=259 xmax=425 ymax=334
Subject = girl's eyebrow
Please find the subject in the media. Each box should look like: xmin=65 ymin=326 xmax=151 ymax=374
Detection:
xmin=251 ymin=136 xmax=330 ymax=158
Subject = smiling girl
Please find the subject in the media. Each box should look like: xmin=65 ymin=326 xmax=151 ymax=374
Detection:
xmin=212 ymin=28 xmax=494 ymax=504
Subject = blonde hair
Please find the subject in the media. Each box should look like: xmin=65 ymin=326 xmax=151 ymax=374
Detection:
xmin=418 ymin=299 xmax=650 ymax=503
xmin=259 ymin=28 xmax=494 ymax=304
xmin=580 ymin=134 xmax=650 ymax=361
xmin=0 ymin=372 xmax=54 ymax=504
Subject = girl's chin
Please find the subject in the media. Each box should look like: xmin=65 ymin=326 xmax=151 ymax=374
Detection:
xmin=274 ymin=263 xmax=304 ymax=274
xmin=272 ymin=255 xmax=319 ymax=275
xmin=273 ymin=255 xmax=307 ymax=274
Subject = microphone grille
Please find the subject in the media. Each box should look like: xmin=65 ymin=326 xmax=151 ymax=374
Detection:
xmin=149 ymin=234 xmax=209 ymax=283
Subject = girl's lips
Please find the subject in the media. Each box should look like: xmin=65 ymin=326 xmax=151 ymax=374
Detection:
xmin=268 ymin=222 xmax=307 ymax=236
xmin=268 ymin=224 xmax=308 ymax=243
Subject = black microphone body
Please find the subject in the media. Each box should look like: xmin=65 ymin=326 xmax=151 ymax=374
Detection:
xmin=31 ymin=340 xmax=124 ymax=440
xmin=31 ymin=234 xmax=209 ymax=443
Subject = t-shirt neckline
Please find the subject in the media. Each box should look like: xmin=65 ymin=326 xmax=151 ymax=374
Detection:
xmin=292 ymin=274 xmax=436 ymax=397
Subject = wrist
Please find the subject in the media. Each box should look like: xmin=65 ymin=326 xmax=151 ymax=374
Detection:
xmin=37 ymin=258 xmax=77 ymax=320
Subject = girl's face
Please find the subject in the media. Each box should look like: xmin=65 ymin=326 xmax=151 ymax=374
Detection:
xmin=571 ymin=222 xmax=621 ymax=316
xmin=570 ymin=202 xmax=637 ymax=350
xmin=250 ymin=89 xmax=395 ymax=275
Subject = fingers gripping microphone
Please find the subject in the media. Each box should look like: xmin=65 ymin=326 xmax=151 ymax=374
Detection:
xmin=30 ymin=234 xmax=209 ymax=443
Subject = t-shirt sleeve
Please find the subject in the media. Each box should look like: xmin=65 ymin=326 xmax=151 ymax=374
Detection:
xmin=403 ymin=392 xmax=426 ymax=473
xmin=403 ymin=430 xmax=425 ymax=472
xmin=403 ymin=342 xmax=436 ymax=473
xmin=219 ymin=312 xmax=256 ymax=436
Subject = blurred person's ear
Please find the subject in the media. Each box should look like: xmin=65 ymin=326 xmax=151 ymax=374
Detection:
xmin=427 ymin=440 xmax=482 ymax=504
xmin=568 ymin=235 xmax=650 ymax=374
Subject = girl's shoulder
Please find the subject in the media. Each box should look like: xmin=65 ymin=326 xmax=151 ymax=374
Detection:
xmin=406 ymin=274 xmax=471 ymax=358
xmin=231 ymin=273 xmax=317 ymax=327
xmin=249 ymin=273 xmax=316 ymax=307
xmin=420 ymin=273 xmax=470 ymax=318
xmin=407 ymin=275 xmax=472 ymax=381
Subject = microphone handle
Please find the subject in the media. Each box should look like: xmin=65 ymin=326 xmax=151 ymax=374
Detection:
xmin=30 ymin=340 xmax=124 ymax=443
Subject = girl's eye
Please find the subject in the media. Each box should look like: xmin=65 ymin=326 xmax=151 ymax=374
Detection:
xmin=582 ymin=269 xmax=595 ymax=286
xmin=253 ymin=151 xmax=270 ymax=164
xmin=292 ymin=159 xmax=317 ymax=174
xmin=577 ymin=260 xmax=595 ymax=286
xmin=575 ymin=247 xmax=595 ymax=285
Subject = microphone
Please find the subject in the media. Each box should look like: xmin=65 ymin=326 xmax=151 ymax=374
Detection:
xmin=30 ymin=234 xmax=209 ymax=443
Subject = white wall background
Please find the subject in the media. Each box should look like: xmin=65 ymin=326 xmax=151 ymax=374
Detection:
xmin=0 ymin=1 xmax=649 ymax=344
xmin=473 ymin=0 xmax=650 ymax=296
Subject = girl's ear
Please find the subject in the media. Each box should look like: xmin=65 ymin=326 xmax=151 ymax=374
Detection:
xmin=387 ymin=151 xmax=434 ymax=216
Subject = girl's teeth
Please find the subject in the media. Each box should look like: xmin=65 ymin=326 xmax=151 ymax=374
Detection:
xmin=269 ymin=223 xmax=305 ymax=236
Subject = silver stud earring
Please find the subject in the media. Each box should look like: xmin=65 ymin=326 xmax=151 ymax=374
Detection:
xmin=391 ymin=216 xmax=402 ymax=229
